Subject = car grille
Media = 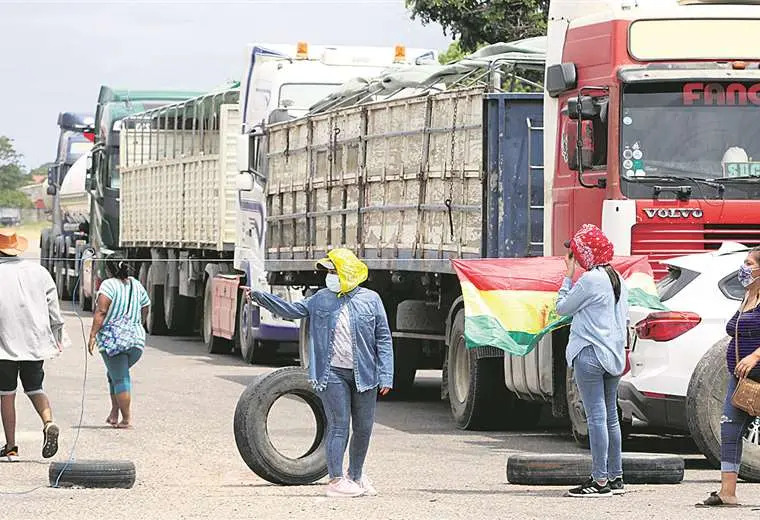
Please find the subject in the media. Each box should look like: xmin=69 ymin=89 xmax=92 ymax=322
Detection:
xmin=631 ymin=223 xmax=760 ymax=279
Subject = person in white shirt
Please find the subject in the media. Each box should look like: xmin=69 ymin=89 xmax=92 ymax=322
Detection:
xmin=0 ymin=230 xmax=62 ymax=461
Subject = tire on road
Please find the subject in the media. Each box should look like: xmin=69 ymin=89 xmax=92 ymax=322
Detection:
xmin=40 ymin=228 xmax=51 ymax=273
xmin=203 ymin=275 xmax=232 ymax=354
xmin=49 ymin=460 xmax=136 ymax=489
xmin=54 ymin=238 xmax=70 ymax=301
xmin=506 ymin=452 xmax=684 ymax=485
xmin=448 ymin=310 xmax=514 ymax=430
xmin=233 ymin=367 xmax=327 ymax=485
xmin=146 ymin=264 xmax=167 ymax=336
xmin=687 ymin=337 xmax=760 ymax=482
xmin=163 ymin=267 xmax=193 ymax=335
xmin=392 ymin=339 xmax=419 ymax=394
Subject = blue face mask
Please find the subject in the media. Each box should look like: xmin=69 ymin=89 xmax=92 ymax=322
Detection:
xmin=739 ymin=265 xmax=759 ymax=288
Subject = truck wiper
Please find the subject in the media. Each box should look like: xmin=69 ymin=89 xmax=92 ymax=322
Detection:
xmin=621 ymin=174 xmax=725 ymax=195
xmin=712 ymin=175 xmax=760 ymax=183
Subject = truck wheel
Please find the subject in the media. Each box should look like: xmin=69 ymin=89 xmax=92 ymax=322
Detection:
xmin=392 ymin=339 xmax=419 ymax=394
xmin=145 ymin=265 xmax=167 ymax=336
xmin=506 ymin=452 xmax=684 ymax=485
xmin=40 ymin=229 xmax=51 ymax=273
xmin=567 ymin=367 xmax=590 ymax=448
xmin=237 ymin=297 xmax=256 ymax=364
xmin=163 ymin=268 xmax=193 ymax=335
xmin=448 ymin=310 xmax=513 ymax=430
xmin=233 ymin=367 xmax=327 ymax=485
xmin=687 ymin=337 xmax=760 ymax=482
xmin=64 ymin=236 xmax=77 ymax=296
xmin=55 ymin=243 xmax=70 ymax=301
xmin=203 ymin=275 xmax=232 ymax=354
xmin=298 ymin=318 xmax=310 ymax=369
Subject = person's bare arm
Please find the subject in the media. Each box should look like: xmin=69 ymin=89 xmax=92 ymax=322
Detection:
xmin=88 ymin=294 xmax=112 ymax=354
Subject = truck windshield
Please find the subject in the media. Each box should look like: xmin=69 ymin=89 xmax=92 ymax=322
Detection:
xmin=620 ymin=81 xmax=760 ymax=199
xmin=278 ymin=83 xmax=341 ymax=110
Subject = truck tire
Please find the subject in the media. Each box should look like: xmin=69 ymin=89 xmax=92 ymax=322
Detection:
xmin=506 ymin=452 xmax=684 ymax=485
xmin=49 ymin=460 xmax=136 ymax=489
xmin=392 ymin=339 xmax=419 ymax=394
xmin=163 ymin=268 xmax=193 ymax=335
xmin=146 ymin=264 xmax=167 ymax=336
xmin=687 ymin=337 xmax=760 ymax=482
xmin=237 ymin=297 xmax=256 ymax=364
xmin=233 ymin=367 xmax=327 ymax=485
xmin=566 ymin=367 xmax=590 ymax=448
xmin=64 ymin=236 xmax=77 ymax=296
xmin=203 ymin=275 xmax=232 ymax=354
xmin=55 ymin=242 xmax=70 ymax=301
xmin=298 ymin=318 xmax=310 ymax=369
xmin=40 ymin=229 xmax=51 ymax=273
xmin=448 ymin=310 xmax=513 ymax=430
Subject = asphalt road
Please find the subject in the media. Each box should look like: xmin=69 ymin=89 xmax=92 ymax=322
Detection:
xmin=0 ymin=301 xmax=756 ymax=519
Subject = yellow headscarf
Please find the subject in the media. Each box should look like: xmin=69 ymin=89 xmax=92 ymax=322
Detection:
xmin=316 ymin=248 xmax=368 ymax=295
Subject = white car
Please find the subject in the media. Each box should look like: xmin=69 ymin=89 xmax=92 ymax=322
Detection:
xmin=620 ymin=241 xmax=760 ymax=480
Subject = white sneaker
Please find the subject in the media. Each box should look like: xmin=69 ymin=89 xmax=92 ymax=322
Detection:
xmin=359 ymin=476 xmax=378 ymax=496
xmin=325 ymin=478 xmax=364 ymax=498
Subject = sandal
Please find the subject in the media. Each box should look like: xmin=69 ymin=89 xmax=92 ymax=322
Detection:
xmin=696 ymin=491 xmax=739 ymax=507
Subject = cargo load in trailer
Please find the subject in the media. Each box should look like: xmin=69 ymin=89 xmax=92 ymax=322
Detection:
xmin=116 ymin=42 xmax=438 ymax=363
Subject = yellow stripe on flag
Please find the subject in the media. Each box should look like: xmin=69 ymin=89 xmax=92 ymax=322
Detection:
xmin=460 ymin=281 xmax=558 ymax=335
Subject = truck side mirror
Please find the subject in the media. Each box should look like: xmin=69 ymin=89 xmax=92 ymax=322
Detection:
xmin=567 ymin=96 xmax=600 ymax=120
xmin=236 ymin=135 xmax=250 ymax=174
xmin=47 ymin=186 xmax=57 ymax=196
xmin=565 ymin=119 xmax=595 ymax=171
xmin=546 ymin=63 xmax=577 ymax=98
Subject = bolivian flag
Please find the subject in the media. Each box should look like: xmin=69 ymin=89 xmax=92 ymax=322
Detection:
xmin=451 ymin=256 xmax=666 ymax=356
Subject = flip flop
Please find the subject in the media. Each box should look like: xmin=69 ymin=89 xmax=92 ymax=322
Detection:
xmin=696 ymin=491 xmax=740 ymax=508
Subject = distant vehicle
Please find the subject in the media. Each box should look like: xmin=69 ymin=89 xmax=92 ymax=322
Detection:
xmin=40 ymin=112 xmax=95 ymax=299
xmin=0 ymin=208 xmax=21 ymax=227
xmin=621 ymin=242 xmax=760 ymax=478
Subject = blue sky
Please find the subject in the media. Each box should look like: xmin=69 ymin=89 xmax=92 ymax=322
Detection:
xmin=0 ymin=0 xmax=450 ymax=169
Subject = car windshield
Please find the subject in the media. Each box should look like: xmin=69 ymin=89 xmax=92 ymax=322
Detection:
xmin=278 ymin=83 xmax=341 ymax=110
xmin=621 ymin=81 xmax=760 ymax=184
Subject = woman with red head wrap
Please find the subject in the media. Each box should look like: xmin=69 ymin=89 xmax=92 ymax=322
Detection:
xmin=557 ymin=224 xmax=629 ymax=498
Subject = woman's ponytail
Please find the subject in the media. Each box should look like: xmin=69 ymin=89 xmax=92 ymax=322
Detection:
xmin=602 ymin=264 xmax=621 ymax=304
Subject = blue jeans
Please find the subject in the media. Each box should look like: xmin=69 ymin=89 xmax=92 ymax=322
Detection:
xmin=721 ymin=374 xmax=753 ymax=473
xmin=573 ymin=346 xmax=623 ymax=482
xmin=101 ymin=349 xmax=143 ymax=395
xmin=319 ymin=367 xmax=378 ymax=481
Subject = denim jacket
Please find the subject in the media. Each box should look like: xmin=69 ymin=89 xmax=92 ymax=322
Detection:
xmin=252 ymin=287 xmax=393 ymax=392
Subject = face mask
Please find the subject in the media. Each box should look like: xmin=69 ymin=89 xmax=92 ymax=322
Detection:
xmin=325 ymin=273 xmax=342 ymax=293
xmin=739 ymin=265 xmax=759 ymax=288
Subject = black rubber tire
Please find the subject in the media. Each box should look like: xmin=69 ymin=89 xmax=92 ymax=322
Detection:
xmin=64 ymin=236 xmax=77 ymax=295
xmin=40 ymin=228 xmax=51 ymax=273
xmin=163 ymin=267 xmax=193 ymax=335
xmin=447 ymin=310 xmax=513 ymax=430
xmin=49 ymin=460 xmax=136 ymax=489
xmin=392 ymin=339 xmax=419 ymax=394
xmin=566 ymin=367 xmax=590 ymax=448
xmin=506 ymin=452 xmax=684 ymax=485
xmin=146 ymin=264 xmax=167 ymax=336
xmin=687 ymin=337 xmax=760 ymax=482
xmin=233 ymin=367 xmax=327 ymax=485
xmin=203 ymin=275 xmax=232 ymax=354
xmin=54 ymin=239 xmax=70 ymax=301
xmin=237 ymin=297 xmax=256 ymax=364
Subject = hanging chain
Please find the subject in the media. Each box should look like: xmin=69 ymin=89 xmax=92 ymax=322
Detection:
xmin=445 ymin=95 xmax=459 ymax=241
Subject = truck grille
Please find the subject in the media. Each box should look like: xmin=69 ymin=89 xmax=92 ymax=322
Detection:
xmin=631 ymin=223 xmax=760 ymax=279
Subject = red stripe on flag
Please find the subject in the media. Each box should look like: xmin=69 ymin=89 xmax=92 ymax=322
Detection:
xmin=451 ymin=256 xmax=653 ymax=292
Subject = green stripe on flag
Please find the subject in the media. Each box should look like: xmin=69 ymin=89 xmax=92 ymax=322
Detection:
xmin=463 ymin=288 xmax=666 ymax=355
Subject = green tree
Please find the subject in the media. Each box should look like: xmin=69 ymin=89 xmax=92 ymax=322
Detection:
xmin=0 ymin=136 xmax=32 ymax=208
xmin=407 ymin=0 xmax=549 ymax=52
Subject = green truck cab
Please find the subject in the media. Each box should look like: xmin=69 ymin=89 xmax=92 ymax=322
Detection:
xmin=84 ymin=86 xmax=204 ymax=296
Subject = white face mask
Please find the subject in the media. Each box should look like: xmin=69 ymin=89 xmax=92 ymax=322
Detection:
xmin=325 ymin=273 xmax=341 ymax=293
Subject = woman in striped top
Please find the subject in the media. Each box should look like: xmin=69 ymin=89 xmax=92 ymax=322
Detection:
xmin=702 ymin=246 xmax=760 ymax=507
xmin=87 ymin=255 xmax=150 ymax=429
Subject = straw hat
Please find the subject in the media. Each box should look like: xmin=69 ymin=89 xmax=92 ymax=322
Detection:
xmin=0 ymin=230 xmax=29 ymax=256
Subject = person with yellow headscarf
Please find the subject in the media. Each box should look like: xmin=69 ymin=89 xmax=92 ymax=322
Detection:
xmin=248 ymin=248 xmax=393 ymax=498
